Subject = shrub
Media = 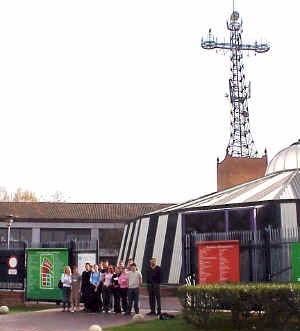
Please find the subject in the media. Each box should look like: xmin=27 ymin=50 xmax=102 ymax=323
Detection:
xmin=177 ymin=283 xmax=300 ymax=330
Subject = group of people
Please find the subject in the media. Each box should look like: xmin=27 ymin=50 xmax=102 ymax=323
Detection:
xmin=60 ymin=257 xmax=161 ymax=316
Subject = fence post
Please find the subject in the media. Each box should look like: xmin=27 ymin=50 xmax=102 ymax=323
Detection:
xmin=96 ymin=239 xmax=99 ymax=263
xmin=263 ymin=225 xmax=272 ymax=282
xmin=248 ymin=239 xmax=253 ymax=282
xmin=190 ymin=233 xmax=198 ymax=283
xmin=184 ymin=234 xmax=190 ymax=276
xmin=69 ymin=240 xmax=76 ymax=268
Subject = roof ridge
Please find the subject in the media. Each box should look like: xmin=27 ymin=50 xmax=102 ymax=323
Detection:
xmin=275 ymin=169 xmax=300 ymax=199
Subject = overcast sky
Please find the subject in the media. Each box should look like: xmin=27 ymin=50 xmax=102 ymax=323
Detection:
xmin=0 ymin=0 xmax=298 ymax=203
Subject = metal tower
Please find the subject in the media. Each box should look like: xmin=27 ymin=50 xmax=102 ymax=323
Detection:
xmin=201 ymin=10 xmax=269 ymax=157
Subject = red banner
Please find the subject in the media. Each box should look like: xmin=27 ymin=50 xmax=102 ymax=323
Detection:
xmin=197 ymin=240 xmax=240 ymax=284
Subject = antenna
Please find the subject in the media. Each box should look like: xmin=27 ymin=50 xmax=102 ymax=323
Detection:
xmin=201 ymin=7 xmax=269 ymax=158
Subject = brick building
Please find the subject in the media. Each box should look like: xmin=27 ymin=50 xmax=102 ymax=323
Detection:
xmin=0 ymin=202 xmax=172 ymax=260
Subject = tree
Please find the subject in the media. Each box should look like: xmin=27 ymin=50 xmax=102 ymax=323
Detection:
xmin=0 ymin=187 xmax=10 ymax=201
xmin=0 ymin=187 xmax=38 ymax=202
xmin=0 ymin=187 xmax=68 ymax=202
xmin=12 ymin=188 xmax=38 ymax=202
xmin=49 ymin=191 xmax=67 ymax=202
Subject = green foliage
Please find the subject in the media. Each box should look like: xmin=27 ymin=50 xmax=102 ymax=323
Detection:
xmin=178 ymin=283 xmax=300 ymax=330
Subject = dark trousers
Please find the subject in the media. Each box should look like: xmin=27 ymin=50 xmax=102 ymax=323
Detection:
xmin=112 ymin=287 xmax=121 ymax=313
xmin=103 ymin=286 xmax=112 ymax=312
xmin=119 ymin=288 xmax=128 ymax=312
xmin=89 ymin=285 xmax=103 ymax=312
xmin=62 ymin=287 xmax=71 ymax=310
xmin=148 ymin=283 xmax=161 ymax=314
xmin=98 ymin=284 xmax=103 ymax=311
xmin=82 ymin=284 xmax=93 ymax=310
xmin=127 ymin=288 xmax=139 ymax=314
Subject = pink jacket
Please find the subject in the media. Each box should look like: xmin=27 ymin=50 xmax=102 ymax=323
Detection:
xmin=118 ymin=272 xmax=129 ymax=289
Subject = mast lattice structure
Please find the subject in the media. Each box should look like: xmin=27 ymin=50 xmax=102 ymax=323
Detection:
xmin=201 ymin=10 xmax=269 ymax=157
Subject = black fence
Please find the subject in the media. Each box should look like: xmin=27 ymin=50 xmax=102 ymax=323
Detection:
xmin=184 ymin=226 xmax=300 ymax=283
xmin=0 ymin=246 xmax=26 ymax=290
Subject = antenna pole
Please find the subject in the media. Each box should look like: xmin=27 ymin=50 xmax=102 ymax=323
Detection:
xmin=201 ymin=9 xmax=269 ymax=158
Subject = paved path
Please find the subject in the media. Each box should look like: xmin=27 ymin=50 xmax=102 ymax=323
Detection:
xmin=0 ymin=296 xmax=181 ymax=331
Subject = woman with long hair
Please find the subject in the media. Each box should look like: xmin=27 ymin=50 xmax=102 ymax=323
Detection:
xmin=61 ymin=265 xmax=72 ymax=312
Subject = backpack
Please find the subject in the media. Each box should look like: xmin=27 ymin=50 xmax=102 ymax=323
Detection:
xmin=158 ymin=313 xmax=175 ymax=320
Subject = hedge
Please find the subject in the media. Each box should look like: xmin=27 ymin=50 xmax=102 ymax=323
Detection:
xmin=177 ymin=283 xmax=300 ymax=330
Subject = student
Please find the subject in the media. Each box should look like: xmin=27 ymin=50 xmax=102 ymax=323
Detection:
xmin=146 ymin=257 xmax=161 ymax=316
xmin=81 ymin=263 xmax=92 ymax=311
xmin=112 ymin=267 xmax=122 ymax=313
xmin=102 ymin=265 xmax=114 ymax=313
xmin=90 ymin=264 xmax=103 ymax=312
xmin=125 ymin=263 xmax=142 ymax=315
xmin=118 ymin=260 xmax=125 ymax=272
xmin=61 ymin=266 xmax=72 ymax=312
xmin=118 ymin=267 xmax=129 ymax=313
xmin=71 ymin=266 xmax=81 ymax=312
xmin=126 ymin=258 xmax=133 ymax=269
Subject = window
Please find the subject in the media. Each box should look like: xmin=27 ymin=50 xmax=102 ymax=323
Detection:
xmin=185 ymin=212 xmax=226 ymax=233
xmin=40 ymin=229 xmax=90 ymax=242
xmin=228 ymin=209 xmax=251 ymax=231
xmin=99 ymin=229 xmax=123 ymax=249
xmin=0 ymin=228 xmax=32 ymax=243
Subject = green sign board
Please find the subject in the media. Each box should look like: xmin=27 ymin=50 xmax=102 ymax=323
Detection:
xmin=291 ymin=243 xmax=300 ymax=282
xmin=26 ymin=248 xmax=69 ymax=300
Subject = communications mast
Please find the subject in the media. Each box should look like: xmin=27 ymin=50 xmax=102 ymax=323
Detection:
xmin=201 ymin=9 xmax=269 ymax=157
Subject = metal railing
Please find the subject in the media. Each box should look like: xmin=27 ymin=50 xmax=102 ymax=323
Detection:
xmin=185 ymin=227 xmax=300 ymax=283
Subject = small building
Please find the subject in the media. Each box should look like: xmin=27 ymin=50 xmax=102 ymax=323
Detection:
xmin=118 ymin=141 xmax=300 ymax=284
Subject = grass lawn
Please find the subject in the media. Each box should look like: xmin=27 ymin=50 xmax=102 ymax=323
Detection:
xmin=104 ymin=315 xmax=300 ymax=331
xmin=105 ymin=316 xmax=199 ymax=331
xmin=8 ymin=305 xmax=57 ymax=314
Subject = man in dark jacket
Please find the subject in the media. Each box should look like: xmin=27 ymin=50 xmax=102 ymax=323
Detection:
xmin=146 ymin=257 xmax=161 ymax=315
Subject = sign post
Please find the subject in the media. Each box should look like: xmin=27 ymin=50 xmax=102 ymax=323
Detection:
xmin=26 ymin=248 xmax=69 ymax=301
xmin=197 ymin=240 xmax=240 ymax=284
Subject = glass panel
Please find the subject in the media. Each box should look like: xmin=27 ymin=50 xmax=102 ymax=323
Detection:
xmin=228 ymin=209 xmax=251 ymax=231
xmin=99 ymin=229 xmax=123 ymax=249
xmin=0 ymin=228 xmax=7 ymax=242
xmin=185 ymin=212 xmax=225 ymax=233
xmin=0 ymin=228 xmax=32 ymax=242
xmin=40 ymin=229 xmax=91 ymax=242
xmin=11 ymin=229 xmax=32 ymax=242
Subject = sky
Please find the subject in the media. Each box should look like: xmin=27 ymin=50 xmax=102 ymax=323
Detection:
xmin=0 ymin=0 xmax=298 ymax=203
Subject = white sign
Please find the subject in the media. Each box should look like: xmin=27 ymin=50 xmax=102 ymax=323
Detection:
xmin=8 ymin=256 xmax=18 ymax=269
xmin=8 ymin=269 xmax=17 ymax=275
xmin=77 ymin=253 xmax=96 ymax=274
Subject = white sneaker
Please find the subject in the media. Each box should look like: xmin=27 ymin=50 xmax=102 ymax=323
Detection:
xmin=71 ymin=309 xmax=75 ymax=313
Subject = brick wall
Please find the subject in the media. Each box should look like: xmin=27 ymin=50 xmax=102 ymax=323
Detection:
xmin=217 ymin=154 xmax=268 ymax=191
xmin=0 ymin=290 xmax=24 ymax=306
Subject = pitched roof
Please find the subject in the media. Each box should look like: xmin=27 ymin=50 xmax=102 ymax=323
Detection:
xmin=147 ymin=169 xmax=300 ymax=215
xmin=0 ymin=202 xmax=174 ymax=222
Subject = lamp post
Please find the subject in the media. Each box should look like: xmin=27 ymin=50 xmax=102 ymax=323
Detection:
xmin=6 ymin=216 xmax=14 ymax=249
